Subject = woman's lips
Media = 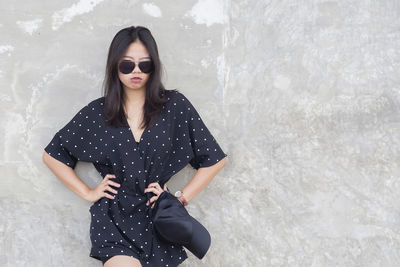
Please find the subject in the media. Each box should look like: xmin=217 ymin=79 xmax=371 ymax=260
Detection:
xmin=131 ymin=77 xmax=142 ymax=83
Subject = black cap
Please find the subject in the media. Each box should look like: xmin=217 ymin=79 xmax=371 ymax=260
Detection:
xmin=152 ymin=191 xmax=211 ymax=259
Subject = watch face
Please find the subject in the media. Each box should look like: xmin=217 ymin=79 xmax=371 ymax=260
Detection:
xmin=174 ymin=191 xmax=182 ymax=197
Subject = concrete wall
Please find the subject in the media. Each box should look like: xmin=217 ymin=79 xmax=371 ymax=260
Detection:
xmin=1 ymin=0 xmax=399 ymax=266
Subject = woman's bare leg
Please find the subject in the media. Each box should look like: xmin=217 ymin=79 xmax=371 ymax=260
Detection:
xmin=104 ymin=255 xmax=143 ymax=267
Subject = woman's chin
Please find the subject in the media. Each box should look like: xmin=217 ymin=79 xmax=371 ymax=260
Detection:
xmin=123 ymin=84 xmax=146 ymax=91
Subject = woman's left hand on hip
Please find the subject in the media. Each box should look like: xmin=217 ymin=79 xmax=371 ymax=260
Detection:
xmin=144 ymin=182 xmax=168 ymax=208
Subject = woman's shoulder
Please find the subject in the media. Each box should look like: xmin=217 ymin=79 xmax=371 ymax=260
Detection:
xmin=164 ymin=89 xmax=181 ymax=99
xmin=79 ymin=96 xmax=105 ymax=115
xmin=67 ymin=96 xmax=105 ymax=120
xmin=164 ymin=89 xmax=191 ymax=106
xmin=88 ymin=96 xmax=105 ymax=107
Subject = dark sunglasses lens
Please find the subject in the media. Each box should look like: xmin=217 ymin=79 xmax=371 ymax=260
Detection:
xmin=119 ymin=61 xmax=135 ymax=74
xmin=139 ymin=61 xmax=154 ymax=73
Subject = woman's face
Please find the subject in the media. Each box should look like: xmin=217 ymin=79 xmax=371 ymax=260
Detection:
xmin=117 ymin=40 xmax=152 ymax=93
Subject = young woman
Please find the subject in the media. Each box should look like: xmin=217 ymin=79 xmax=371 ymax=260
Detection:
xmin=42 ymin=25 xmax=227 ymax=267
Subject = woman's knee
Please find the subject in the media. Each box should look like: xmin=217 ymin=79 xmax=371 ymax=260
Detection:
xmin=103 ymin=255 xmax=143 ymax=267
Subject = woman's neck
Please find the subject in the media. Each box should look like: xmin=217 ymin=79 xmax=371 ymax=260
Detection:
xmin=123 ymin=88 xmax=145 ymax=110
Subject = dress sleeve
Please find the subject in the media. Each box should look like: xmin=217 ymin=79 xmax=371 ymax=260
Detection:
xmin=44 ymin=103 xmax=104 ymax=169
xmin=179 ymin=92 xmax=228 ymax=170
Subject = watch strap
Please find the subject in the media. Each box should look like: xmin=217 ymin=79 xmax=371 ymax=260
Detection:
xmin=177 ymin=192 xmax=188 ymax=206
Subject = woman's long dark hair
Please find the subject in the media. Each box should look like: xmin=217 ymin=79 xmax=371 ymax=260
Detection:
xmin=102 ymin=25 xmax=174 ymax=129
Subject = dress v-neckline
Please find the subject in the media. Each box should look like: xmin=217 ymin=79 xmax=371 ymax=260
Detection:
xmin=121 ymin=94 xmax=169 ymax=149
xmin=122 ymin=112 xmax=146 ymax=148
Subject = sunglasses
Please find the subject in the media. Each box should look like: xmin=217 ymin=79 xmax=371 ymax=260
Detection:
xmin=118 ymin=60 xmax=154 ymax=74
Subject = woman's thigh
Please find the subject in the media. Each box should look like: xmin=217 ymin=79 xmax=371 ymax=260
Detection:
xmin=104 ymin=255 xmax=143 ymax=267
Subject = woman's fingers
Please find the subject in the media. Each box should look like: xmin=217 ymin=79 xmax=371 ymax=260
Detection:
xmin=104 ymin=192 xmax=115 ymax=200
xmin=145 ymin=190 xmax=161 ymax=206
xmin=147 ymin=182 xmax=162 ymax=190
xmin=147 ymin=199 xmax=157 ymax=208
xmin=103 ymin=174 xmax=118 ymax=198
xmin=145 ymin=182 xmax=164 ymax=193
xmin=144 ymin=187 xmax=159 ymax=194
xmin=106 ymin=185 xmax=118 ymax=194
xmin=107 ymin=179 xmax=121 ymax=188
xmin=104 ymin=173 xmax=116 ymax=180
xmin=149 ymin=195 xmax=159 ymax=203
xmin=88 ymin=174 xmax=119 ymax=203
xmin=104 ymin=174 xmax=120 ymax=187
xmin=145 ymin=182 xmax=169 ymax=207
xmin=146 ymin=194 xmax=159 ymax=206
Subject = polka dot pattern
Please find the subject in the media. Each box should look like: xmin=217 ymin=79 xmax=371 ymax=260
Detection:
xmin=44 ymin=90 xmax=227 ymax=266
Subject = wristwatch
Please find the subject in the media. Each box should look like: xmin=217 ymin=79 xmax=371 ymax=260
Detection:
xmin=174 ymin=190 xmax=188 ymax=206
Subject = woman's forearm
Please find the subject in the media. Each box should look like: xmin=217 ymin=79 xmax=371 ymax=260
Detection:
xmin=42 ymin=152 xmax=91 ymax=201
xmin=181 ymin=157 xmax=227 ymax=203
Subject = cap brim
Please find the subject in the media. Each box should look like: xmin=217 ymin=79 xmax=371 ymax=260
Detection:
xmin=184 ymin=215 xmax=211 ymax=259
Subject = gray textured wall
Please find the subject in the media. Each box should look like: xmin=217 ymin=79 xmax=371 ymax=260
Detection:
xmin=1 ymin=0 xmax=399 ymax=266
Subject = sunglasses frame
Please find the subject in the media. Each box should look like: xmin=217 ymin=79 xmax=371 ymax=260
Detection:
xmin=118 ymin=59 xmax=154 ymax=74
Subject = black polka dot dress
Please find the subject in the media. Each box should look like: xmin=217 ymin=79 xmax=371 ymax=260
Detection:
xmin=44 ymin=90 xmax=227 ymax=266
